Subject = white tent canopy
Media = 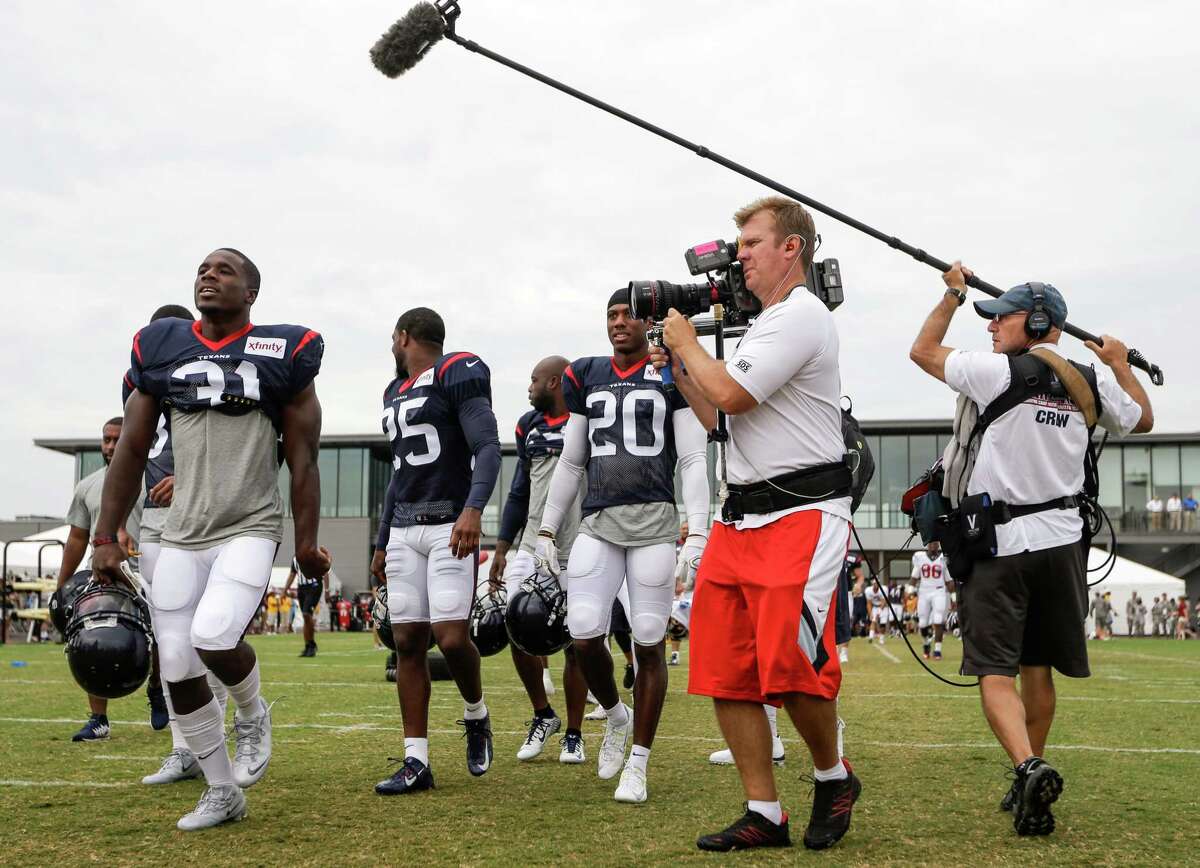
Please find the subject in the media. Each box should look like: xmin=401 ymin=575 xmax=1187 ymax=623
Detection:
xmin=1086 ymin=547 xmax=1187 ymax=635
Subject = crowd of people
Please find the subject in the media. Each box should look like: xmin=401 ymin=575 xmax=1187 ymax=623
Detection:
xmin=1087 ymin=590 xmax=1200 ymax=639
xmin=1142 ymin=492 xmax=1198 ymax=532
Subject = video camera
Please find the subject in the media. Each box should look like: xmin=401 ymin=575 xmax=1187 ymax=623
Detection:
xmin=628 ymin=239 xmax=844 ymax=328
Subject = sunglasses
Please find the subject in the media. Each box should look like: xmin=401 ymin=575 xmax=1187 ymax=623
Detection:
xmin=990 ymin=311 xmax=1025 ymax=324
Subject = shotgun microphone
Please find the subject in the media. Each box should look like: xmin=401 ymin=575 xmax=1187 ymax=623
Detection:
xmin=369 ymin=2 xmax=450 ymax=78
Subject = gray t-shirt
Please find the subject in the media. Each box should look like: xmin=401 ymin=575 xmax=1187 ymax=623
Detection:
xmin=66 ymin=466 xmax=142 ymax=561
xmin=518 ymin=454 xmax=583 ymax=562
xmin=581 ymin=501 xmax=679 ymax=548
xmin=139 ymin=505 xmax=167 ymax=544
xmin=163 ymin=407 xmax=283 ymax=550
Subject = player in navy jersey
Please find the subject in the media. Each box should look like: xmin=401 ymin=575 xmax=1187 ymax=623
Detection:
xmin=489 ymin=356 xmax=590 ymax=763
xmin=122 ymin=304 xmax=234 ymax=788
xmin=93 ymin=248 xmax=329 ymax=831
xmin=369 ymin=307 xmax=502 ymax=796
xmin=536 ymin=289 xmax=711 ymax=803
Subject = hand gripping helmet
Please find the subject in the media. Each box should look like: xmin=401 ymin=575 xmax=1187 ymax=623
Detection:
xmin=505 ymin=570 xmax=570 ymax=656
xmin=372 ymin=587 xmax=396 ymax=651
xmin=469 ymin=592 xmax=509 ymax=657
xmin=49 ymin=570 xmax=93 ymax=636
xmin=65 ymin=581 xmax=153 ymax=699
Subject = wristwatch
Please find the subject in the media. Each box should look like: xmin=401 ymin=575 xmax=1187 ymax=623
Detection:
xmin=91 ymin=534 xmax=118 ymax=548
xmin=945 ymin=287 xmax=966 ymax=306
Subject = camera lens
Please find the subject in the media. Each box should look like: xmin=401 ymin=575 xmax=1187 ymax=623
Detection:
xmin=627 ymin=280 xmax=712 ymax=320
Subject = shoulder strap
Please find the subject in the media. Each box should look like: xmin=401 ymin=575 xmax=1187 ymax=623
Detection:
xmin=977 ymin=354 xmax=1046 ymax=433
xmin=1029 ymin=348 xmax=1099 ymax=427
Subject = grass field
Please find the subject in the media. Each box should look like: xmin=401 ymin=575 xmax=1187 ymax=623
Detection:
xmin=2 ymin=631 xmax=1198 ymax=866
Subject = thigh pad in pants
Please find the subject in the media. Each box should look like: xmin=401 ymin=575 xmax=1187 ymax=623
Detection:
xmin=565 ymin=534 xmax=623 ymax=640
xmin=625 ymin=542 xmax=677 ymax=645
xmin=192 ymin=536 xmax=277 ymax=651
xmin=149 ymin=546 xmax=210 ymax=683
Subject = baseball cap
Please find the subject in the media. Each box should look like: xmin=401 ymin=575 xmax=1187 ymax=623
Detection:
xmin=973 ymin=282 xmax=1068 ymax=329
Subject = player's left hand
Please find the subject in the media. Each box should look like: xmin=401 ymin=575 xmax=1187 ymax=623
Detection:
xmin=661 ymin=308 xmax=698 ymax=351
xmin=681 ymin=533 xmax=706 ymax=585
xmin=148 ymin=475 xmax=175 ymax=507
xmin=296 ymin=545 xmax=332 ymax=578
xmin=449 ymin=507 xmax=481 ymax=559
xmin=117 ymin=527 xmax=136 ymax=557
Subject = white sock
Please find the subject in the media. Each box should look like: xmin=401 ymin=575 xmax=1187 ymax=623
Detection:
xmin=814 ymin=761 xmax=848 ymax=782
xmin=629 ymin=744 xmax=650 ymax=772
xmin=464 ymin=698 xmax=488 ymax=721
xmin=748 ymin=799 xmax=784 ymax=826
xmin=764 ymin=704 xmax=779 ymax=739
xmin=207 ymin=672 xmax=229 ymax=717
xmin=163 ymin=689 xmax=190 ymax=752
xmin=227 ymin=661 xmax=262 ymax=720
xmin=604 ymin=701 xmax=630 ymax=728
xmin=176 ymin=697 xmax=234 ymax=787
xmin=934 ymin=641 xmax=943 ymax=653
xmin=404 ymin=737 xmax=429 ymax=766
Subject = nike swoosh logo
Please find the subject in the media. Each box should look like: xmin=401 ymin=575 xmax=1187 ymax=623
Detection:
xmin=247 ymin=761 xmax=268 ymax=775
xmin=197 ymin=746 xmax=222 ymax=760
xmin=465 ymin=360 xmax=479 ymax=367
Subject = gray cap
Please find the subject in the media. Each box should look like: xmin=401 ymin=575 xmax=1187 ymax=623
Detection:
xmin=973 ymin=282 xmax=1067 ymax=329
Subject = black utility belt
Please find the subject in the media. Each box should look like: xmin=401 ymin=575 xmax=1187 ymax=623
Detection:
xmin=722 ymin=462 xmax=852 ymax=522
xmin=937 ymin=493 xmax=1080 ymax=580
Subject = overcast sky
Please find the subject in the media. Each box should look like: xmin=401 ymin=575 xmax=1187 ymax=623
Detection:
xmin=2 ymin=0 xmax=1197 ymax=519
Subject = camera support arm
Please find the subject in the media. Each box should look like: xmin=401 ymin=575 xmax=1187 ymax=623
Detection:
xmin=438 ymin=18 xmax=1164 ymax=386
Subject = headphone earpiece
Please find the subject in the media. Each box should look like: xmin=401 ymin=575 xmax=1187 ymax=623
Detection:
xmin=1024 ymin=281 xmax=1051 ymax=339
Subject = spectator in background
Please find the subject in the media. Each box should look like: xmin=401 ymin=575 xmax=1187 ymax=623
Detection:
xmin=1146 ymin=495 xmax=1164 ymax=531
xmin=1089 ymin=592 xmax=1109 ymax=640
xmin=1135 ymin=596 xmax=1147 ymax=636
xmin=1125 ymin=594 xmax=1136 ymax=636
xmin=1151 ymin=595 xmax=1165 ymax=637
xmin=266 ymin=591 xmax=280 ymax=635
xmin=1175 ymin=598 xmax=1189 ymax=639
xmin=1166 ymin=493 xmax=1183 ymax=532
xmin=1183 ymin=494 xmax=1198 ymax=532
xmin=1166 ymin=598 xmax=1179 ymax=637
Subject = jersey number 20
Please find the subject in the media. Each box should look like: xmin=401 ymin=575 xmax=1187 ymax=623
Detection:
xmin=586 ymin=389 xmax=666 ymax=457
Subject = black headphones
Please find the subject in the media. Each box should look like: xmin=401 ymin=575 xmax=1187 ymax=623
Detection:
xmin=1024 ymin=281 xmax=1052 ymax=339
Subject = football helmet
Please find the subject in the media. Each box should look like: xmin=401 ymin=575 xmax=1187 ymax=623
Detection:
xmin=666 ymin=618 xmax=689 ymax=641
xmin=65 ymin=581 xmax=153 ymax=699
xmin=506 ymin=570 xmax=570 ymax=656
xmin=469 ymin=592 xmax=509 ymax=657
xmin=372 ymin=588 xmax=396 ymax=651
xmin=49 ymin=570 xmax=93 ymax=636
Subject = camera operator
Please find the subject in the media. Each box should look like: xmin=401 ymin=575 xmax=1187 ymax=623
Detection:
xmin=650 ymin=196 xmax=859 ymax=853
xmin=909 ymin=262 xmax=1153 ymax=836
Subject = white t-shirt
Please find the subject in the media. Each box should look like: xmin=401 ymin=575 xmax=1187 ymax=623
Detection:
xmin=1166 ymin=496 xmax=1182 ymax=513
xmin=911 ymin=551 xmax=951 ymax=593
xmin=1147 ymin=498 xmax=1164 ymax=513
xmin=944 ymin=342 xmax=1142 ymax=556
xmin=723 ymin=287 xmax=851 ymax=529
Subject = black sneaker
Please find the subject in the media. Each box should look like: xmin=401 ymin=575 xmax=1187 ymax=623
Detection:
xmin=459 ymin=715 xmax=493 ymax=777
xmin=1000 ymin=768 xmax=1021 ymax=812
xmin=147 ymin=684 xmax=169 ymax=731
xmin=1012 ymin=757 xmax=1063 ymax=836
xmin=623 ymin=663 xmax=635 ymax=690
xmin=374 ymin=757 xmax=435 ymax=796
xmin=803 ymin=760 xmax=862 ymax=850
xmin=309 ymin=641 xmax=318 ymax=657
xmin=71 ymin=714 xmax=111 ymax=742
xmin=697 ymin=805 xmax=792 ymax=852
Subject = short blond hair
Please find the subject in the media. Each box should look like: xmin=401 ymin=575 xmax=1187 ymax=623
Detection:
xmin=734 ymin=196 xmax=816 ymax=270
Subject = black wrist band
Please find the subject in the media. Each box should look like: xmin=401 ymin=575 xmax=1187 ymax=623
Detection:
xmin=945 ymin=287 xmax=966 ymax=306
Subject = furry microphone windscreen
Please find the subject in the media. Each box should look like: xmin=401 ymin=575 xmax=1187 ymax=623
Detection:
xmin=370 ymin=3 xmax=446 ymax=78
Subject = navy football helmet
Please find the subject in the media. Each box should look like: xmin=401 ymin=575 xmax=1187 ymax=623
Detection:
xmin=65 ymin=581 xmax=153 ymax=699
xmin=469 ymin=592 xmax=509 ymax=657
xmin=506 ymin=571 xmax=570 ymax=656
xmin=372 ymin=587 xmax=396 ymax=651
xmin=49 ymin=570 xmax=93 ymax=636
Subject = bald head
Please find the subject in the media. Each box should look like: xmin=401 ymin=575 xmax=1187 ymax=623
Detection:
xmin=529 ymin=355 xmax=570 ymax=415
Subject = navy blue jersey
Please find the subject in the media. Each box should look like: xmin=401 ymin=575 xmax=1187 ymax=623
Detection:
xmin=378 ymin=352 xmax=501 ymax=536
xmin=497 ymin=409 xmax=570 ymax=543
xmin=127 ymin=319 xmax=322 ymax=431
xmin=563 ymin=355 xmax=689 ymax=515
xmin=123 ymin=371 xmax=175 ymax=509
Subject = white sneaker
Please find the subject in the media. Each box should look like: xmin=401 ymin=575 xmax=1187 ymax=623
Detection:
xmin=597 ymin=711 xmax=632 ymax=780
xmin=176 ymin=785 xmax=247 ymax=831
xmin=613 ymin=762 xmax=647 ymax=803
xmin=559 ymin=731 xmax=585 ymax=763
xmin=584 ymin=703 xmax=607 ymax=721
xmin=668 ymin=651 xmax=680 ymax=666
xmin=586 ymin=690 xmax=597 ymax=704
xmin=708 ymin=742 xmax=786 ymax=766
xmin=232 ymin=699 xmax=273 ymax=788
xmin=837 ymin=716 xmax=846 ymax=758
xmin=542 ymin=669 xmax=556 ymax=696
xmin=516 ymin=715 xmax=561 ymax=761
xmin=142 ymin=748 xmax=201 ymax=785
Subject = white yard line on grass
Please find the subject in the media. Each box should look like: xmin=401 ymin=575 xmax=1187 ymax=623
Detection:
xmin=0 ymin=779 xmax=132 ymax=788
xmin=1098 ymin=650 xmax=1200 ymax=668
xmin=847 ymin=691 xmax=1200 ymax=705
xmin=870 ymin=642 xmax=901 ymax=663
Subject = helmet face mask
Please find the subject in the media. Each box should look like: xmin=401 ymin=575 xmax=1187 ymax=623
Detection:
xmin=65 ymin=582 xmax=153 ymax=699
xmin=49 ymin=570 xmax=93 ymax=636
xmin=505 ymin=570 xmax=571 ymax=657
xmin=372 ymin=587 xmax=396 ymax=651
xmin=469 ymin=592 xmax=509 ymax=657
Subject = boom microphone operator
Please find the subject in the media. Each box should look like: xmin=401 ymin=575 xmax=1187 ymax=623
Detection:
xmin=369 ymin=1 xmax=1165 ymax=386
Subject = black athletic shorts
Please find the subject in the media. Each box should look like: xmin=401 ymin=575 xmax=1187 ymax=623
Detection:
xmin=298 ymin=585 xmax=322 ymax=615
xmin=835 ymin=560 xmax=852 ymax=645
xmin=960 ymin=542 xmax=1089 ymax=678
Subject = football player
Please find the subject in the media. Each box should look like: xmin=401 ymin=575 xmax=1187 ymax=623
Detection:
xmin=866 ymin=581 xmax=888 ymax=644
xmin=370 ymin=307 xmax=502 ymax=795
xmin=125 ymin=304 xmax=232 ymax=787
xmin=912 ymin=541 xmax=954 ymax=660
xmin=489 ymin=355 xmax=590 ymax=763
xmin=536 ymin=289 xmax=711 ymax=803
xmin=55 ymin=417 xmax=143 ymax=742
xmin=283 ymin=555 xmax=328 ymax=657
xmin=93 ymin=248 xmax=329 ymax=831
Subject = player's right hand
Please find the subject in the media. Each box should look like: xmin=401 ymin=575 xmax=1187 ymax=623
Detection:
xmin=370 ymin=548 xmax=386 ymax=586
xmin=90 ymin=542 xmax=127 ymax=586
xmin=534 ymin=533 xmax=560 ymax=578
xmin=488 ymin=550 xmax=507 ymax=594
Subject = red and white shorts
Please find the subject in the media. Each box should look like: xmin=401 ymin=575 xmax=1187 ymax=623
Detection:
xmin=688 ymin=510 xmax=849 ymax=705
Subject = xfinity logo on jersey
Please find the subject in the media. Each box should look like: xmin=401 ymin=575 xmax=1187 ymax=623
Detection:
xmin=643 ymin=365 xmax=662 ymax=382
xmin=244 ymin=337 xmax=288 ymax=359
